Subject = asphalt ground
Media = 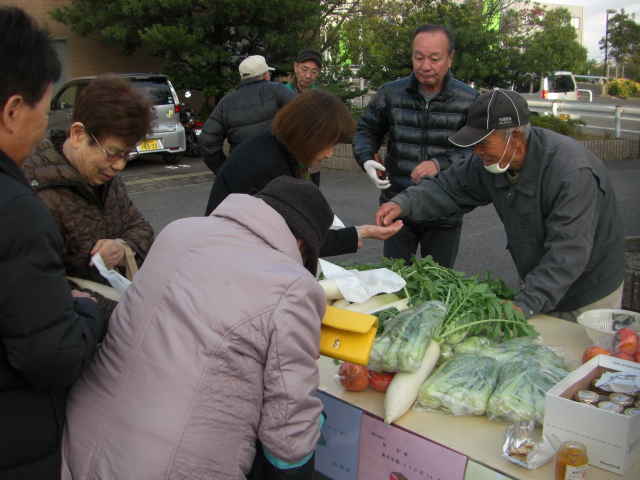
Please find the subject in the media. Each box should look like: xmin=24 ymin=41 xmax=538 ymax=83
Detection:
xmin=124 ymin=154 xmax=640 ymax=291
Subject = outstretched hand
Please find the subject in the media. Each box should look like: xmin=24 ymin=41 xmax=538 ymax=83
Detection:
xmin=358 ymin=221 xmax=403 ymax=246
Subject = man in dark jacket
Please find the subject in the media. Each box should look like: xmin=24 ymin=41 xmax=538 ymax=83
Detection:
xmin=353 ymin=24 xmax=479 ymax=268
xmin=376 ymin=89 xmax=625 ymax=322
xmin=0 ymin=7 xmax=104 ymax=479
xmin=200 ymin=55 xmax=297 ymax=174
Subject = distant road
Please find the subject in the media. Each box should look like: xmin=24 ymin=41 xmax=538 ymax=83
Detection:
xmin=568 ymin=95 xmax=639 ymax=139
xmin=125 ymin=156 xmax=640 ymax=291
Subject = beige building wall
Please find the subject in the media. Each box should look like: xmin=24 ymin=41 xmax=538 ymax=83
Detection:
xmin=540 ymin=3 xmax=584 ymax=46
xmin=2 ymin=0 xmax=165 ymax=91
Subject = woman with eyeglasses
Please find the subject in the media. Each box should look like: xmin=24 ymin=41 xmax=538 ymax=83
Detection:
xmin=23 ymin=74 xmax=155 ymax=323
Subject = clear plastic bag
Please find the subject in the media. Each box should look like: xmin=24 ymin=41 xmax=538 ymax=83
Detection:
xmin=486 ymin=356 xmax=569 ymax=425
xmin=414 ymin=353 xmax=500 ymax=416
xmin=581 ymin=321 xmax=640 ymax=364
xmin=502 ymin=421 xmax=555 ymax=470
xmin=367 ymin=301 xmax=445 ymax=373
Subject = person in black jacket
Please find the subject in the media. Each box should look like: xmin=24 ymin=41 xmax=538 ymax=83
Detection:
xmin=0 ymin=7 xmax=104 ymax=479
xmin=205 ymin=90 xmax=403 ymax=259
xmin=199 ymin=55 xmax=297 ymax=175
xmin=352 ymin=24 xmax=479 ymax=268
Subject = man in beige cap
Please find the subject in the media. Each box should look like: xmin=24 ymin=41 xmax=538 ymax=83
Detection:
xmin=200 ymin=54 xmax=297 ymax=174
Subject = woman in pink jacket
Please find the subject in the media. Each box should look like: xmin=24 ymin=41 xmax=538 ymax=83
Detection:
xmin=61 ymin=176 xmax=334 ymax=479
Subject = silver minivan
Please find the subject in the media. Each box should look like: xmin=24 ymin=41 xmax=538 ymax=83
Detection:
xmin=48 ymin=74 xmax=186 ymax=164
xmin=513 ymin=71 xmax=580 ymax=101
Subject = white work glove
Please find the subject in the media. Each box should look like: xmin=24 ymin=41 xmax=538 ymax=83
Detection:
xmin=363 ymin=160 xmax=391 ymax=189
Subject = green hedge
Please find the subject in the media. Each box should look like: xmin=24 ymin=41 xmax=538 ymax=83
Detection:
xmin=530 ymin=114 xmax=586 ymax=137
xmin=607 ymin=79 xmax=640 ymax=99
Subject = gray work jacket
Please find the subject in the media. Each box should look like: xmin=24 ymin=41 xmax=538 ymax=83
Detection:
xmin=392 ymin=127 xmax=625 ymax=317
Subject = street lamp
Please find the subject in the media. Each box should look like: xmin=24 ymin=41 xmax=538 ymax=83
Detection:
xmin=604 ymin=9 xmax=617 ymax=80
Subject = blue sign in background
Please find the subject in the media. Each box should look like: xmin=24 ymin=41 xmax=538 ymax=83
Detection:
xmin=315 ymin=390 xmax=363 ymax=480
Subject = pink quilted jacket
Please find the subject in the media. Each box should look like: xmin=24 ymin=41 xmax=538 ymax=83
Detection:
xmin=61 ymin=194 xmax=325 ymax=479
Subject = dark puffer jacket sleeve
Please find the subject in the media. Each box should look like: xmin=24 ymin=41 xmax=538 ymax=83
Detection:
xmin=0 ymin=193 xmax=103 ymax=390
xmin=200 ymin=105 xmax=227 ymax=174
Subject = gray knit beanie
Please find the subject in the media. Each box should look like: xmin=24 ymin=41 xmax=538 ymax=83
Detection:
xmin=255 ymin=176 xmax=333 ymax=274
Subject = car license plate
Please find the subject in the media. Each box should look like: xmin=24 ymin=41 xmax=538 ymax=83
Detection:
xmin=195 ymin=129 xmax=202 ymax=136
xmin=138 ymin=139 xmax=159 ymax=151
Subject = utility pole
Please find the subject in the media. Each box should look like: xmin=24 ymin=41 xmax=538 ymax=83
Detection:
xmin=604 ymin=9 xmax=617 ymax=81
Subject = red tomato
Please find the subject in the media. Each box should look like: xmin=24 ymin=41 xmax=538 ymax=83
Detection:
xmin=615 ymin=328 xmax=639 ymax=356
xmin=336 ymin=362 xmax=369 ymax=391
xmin=582 ymin=346 xmax=610 ymax=364
xmin=368 ymin=371 xmax=395 ymax=392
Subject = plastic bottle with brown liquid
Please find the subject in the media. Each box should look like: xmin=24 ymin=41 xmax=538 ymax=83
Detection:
xmin=555 ymin=441 xmax=588 ymax=480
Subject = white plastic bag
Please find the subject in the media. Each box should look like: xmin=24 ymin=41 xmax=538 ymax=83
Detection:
xmin=91 ymin=252 xmax=131 ymax=297
xmin=318 ymin=259 xmax=406 ymax=303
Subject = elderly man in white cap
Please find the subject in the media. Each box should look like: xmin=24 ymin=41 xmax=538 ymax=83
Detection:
xmin=200 ymin=54 xmax=297 ymax=174
xmin=376 ymin=88 xmax=625 ymax=322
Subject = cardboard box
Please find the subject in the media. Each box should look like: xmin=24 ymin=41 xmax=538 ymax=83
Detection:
xmin=543 ymin=355 xmax=640 ymax=475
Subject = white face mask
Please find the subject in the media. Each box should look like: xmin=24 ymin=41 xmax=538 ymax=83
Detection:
xmin=484 ymin=131 xmax=517 ymax=174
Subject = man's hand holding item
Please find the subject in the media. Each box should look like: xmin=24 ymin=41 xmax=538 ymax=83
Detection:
xmin=375 ymin=202 xmax=402 ymax=227
xmin=363 ymin=159 xmax=391 ymax=189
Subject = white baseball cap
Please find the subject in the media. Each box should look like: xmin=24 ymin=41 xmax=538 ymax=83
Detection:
xmin=238 ymin=55 xmax=275 ymax=79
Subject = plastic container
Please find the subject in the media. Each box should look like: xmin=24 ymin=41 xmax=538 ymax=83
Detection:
xmin=576 ymin=309 xmax=640 ymax=343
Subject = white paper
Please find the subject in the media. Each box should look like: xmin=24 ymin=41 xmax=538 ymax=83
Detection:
xmin=595 ymin=372 xmax=640 ymax=393
xmin=92 ymin=252 xmax=131 ymax=297
xmin=318 ymin=259 xmax=406 ymax=303
xmin=330 ymin=215 xmax=345 ymax=230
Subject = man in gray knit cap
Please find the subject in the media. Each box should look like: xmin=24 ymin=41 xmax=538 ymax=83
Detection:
xmin=62 ymin=176 xmax=333 ymax=479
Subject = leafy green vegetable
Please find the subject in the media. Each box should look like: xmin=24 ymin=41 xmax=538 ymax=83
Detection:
xmin=454 ymin=336 xmax=497 ymax=356
xmin=486 ymin=356 xmax=569 ymax=425
xmin=415 ymin=354 xmax=500 ymax=416
xmin=342 ymin=256 xmax=539 ymax=343
xmin=368 ymin=301 xmax=446 ymax=373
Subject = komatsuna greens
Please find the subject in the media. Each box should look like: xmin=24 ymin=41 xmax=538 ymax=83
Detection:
xmin=343 ymin=256 xmax=539 ymax=345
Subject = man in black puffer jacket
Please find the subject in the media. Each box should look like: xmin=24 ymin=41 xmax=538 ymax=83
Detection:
xmin=353 ymin=24 xmax=479 ymax=268
xmin=0 ymin=7 xmax=104 ymax=479
xmin=200 ymin=55 xmax=297 ymax=174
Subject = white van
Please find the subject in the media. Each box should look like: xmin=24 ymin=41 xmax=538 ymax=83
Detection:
xmin=513 ymin=71 xmax=580 ymax=101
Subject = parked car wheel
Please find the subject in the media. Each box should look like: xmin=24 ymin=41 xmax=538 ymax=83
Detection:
xmin=163 ymin=152 xmax=183 ymax=165
xmin=185 ymin=132 xmax=200 ymax=158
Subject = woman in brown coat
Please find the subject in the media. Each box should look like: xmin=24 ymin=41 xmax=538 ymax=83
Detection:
xmin=23 ymin=75 xmax=155 ymax=322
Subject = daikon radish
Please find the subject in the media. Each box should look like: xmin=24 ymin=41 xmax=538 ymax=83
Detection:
xmin=343 ymin=293 xmax=399 ymax=313
xmin=331 ymin=298 xmax=352 ymax=309
xmin=362 ymin=298 xmax=410 ymax=315
xmin=318 ymin=279 xmax=344 ymax=300
xmin=383 ymin=340 xmax=440 ymax=424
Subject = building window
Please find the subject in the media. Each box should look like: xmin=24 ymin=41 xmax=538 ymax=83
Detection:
xmin=571 ymin=17 xmax=580 ymax=29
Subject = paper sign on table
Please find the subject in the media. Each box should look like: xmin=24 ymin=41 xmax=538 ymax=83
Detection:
xmin=358 ymin=414 xmax=467 ymax=480
xmin=315 ymin=391 xmax=362 ymax=480
xmin=463 ymin=460 xmax=512 ymax=480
